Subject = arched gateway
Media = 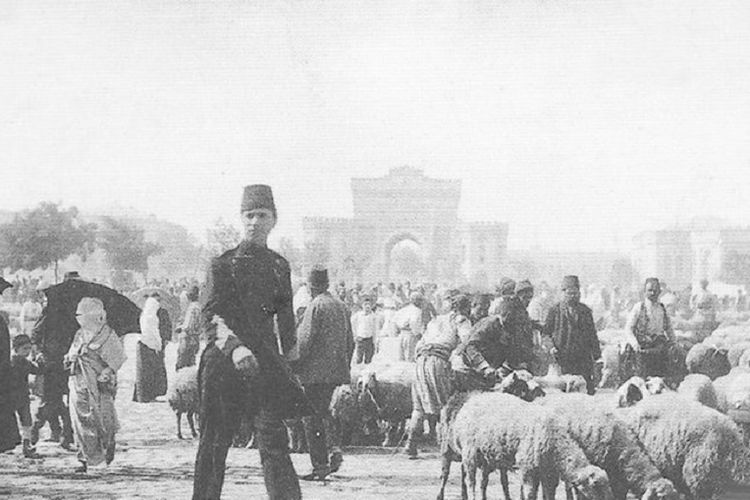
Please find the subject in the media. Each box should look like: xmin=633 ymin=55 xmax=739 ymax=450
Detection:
xmin=302 ymin=166 xmax=508 ymax=287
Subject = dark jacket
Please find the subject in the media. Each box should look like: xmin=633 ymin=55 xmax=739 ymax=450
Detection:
xmin=0 ymin=315 xmax=21 ymax=452
xmin=9 ymin=355 xmax=41 ymax=408
xmin=293 ymin=292 xmax=354 ymax=385
xmin=496 ymin=296 xmax=534 ymax=370
xmin=202 ymin=242 xmax=310 ymax=417
xmin=455 ymin=315 xmax=512 ymax=373
xmin=544 ymin=301 xmax=601 ymax=370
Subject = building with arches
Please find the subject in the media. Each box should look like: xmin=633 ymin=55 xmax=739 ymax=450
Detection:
xmin=302 ymin=166 xmax=507 ymax=287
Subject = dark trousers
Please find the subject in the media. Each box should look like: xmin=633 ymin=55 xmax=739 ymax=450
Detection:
xmin=15 ymin=403 xmax=32 ymax=427
xmin=33 ymin=394 xmax=72 ymax=442
xmin=354 ymin=338 xmax=374 ymax=364
xmin=301 ymin=384 xmax=337 ymax=475
xmin=193 ymin=344 xmax=300 ymax=500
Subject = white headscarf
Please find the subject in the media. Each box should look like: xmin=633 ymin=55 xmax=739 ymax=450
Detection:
xmin=139 ymin=297 xmax=162 ymax=352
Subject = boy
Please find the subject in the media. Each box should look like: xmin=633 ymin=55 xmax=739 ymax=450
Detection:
xmin=10 ymin=334 xmax=43 ymax=459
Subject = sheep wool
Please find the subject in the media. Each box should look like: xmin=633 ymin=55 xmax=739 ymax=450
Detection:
xmin=539 ymin=392 xmax=679 ymax=500
xmin=444 ymin=392 xmax=614 ymax=500
xmin=618 ymin=393 xmax=750 ymax=499
xmin=167 ymin=366 xmax=199 ymax=440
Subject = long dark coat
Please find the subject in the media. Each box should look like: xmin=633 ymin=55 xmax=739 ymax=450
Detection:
xmin=544 ymin=301 xmax=601 ymax=374
xmin=294 ymin=292 xmax=354 ymax=386
xmin=0 ymin=314 xmax=20 ymax=452
xmin=201 ymin=242 xmax=310 ymax=418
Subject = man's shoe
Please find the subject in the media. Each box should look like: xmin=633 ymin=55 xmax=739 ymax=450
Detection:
xmin=22 ymin=440 xmax=42 ymax=460
xmin=60 ymin=440 xmax=75 ymax=452
xmin=329 ymin=452 xmax=343 ymax=474
xmin=299 ymin=471 xmax=329 ymax=482
xmin=74 ymin=462 xmax=87 ymax=474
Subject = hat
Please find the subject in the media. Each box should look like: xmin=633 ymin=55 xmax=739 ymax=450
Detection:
xmin=12 ymin=333 xmax=31 ymax=350
xmin=561 ymin=275 xmax=580 ymax=290
xmin=515 ymin=280 xmax=534 ymax=294
xmin=0 ymin=277 xmax=12 ymax=293
xmin=308 ymin=267 xmax=329 ymax=289
xmin=64 ymin=271 xmax=81 ymax=281
xmin=499 ymin=277 xmax=516 ymax=296
xmin=241 ymin=184 xmax=276 ymax=216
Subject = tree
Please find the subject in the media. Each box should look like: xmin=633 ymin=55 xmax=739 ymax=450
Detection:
xmin=97 ymin=217 xmax=163 ymax=287
xmin=205 ymin=218 xmax=242 ymax=257
xmin=0 ymin=202 xmax=97 ymax=281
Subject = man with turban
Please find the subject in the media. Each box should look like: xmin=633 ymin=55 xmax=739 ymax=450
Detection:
xmin=193 ymin=185 xmax=310 ymax=500
xmin=543 ymin=276 xmax=601 ymax=394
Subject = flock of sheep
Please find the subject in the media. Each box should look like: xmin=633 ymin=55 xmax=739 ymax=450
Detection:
xmin=164 ymin=322 xmax=750 ymax=500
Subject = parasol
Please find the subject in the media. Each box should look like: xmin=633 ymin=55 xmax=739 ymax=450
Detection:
xmin=129 ymin=287 xmax=181 ymax=325
xmin=34 ymin=279 xmax=142 ymax=362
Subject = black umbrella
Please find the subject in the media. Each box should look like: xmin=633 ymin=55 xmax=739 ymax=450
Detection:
xmin=34 ymin=279 xmax=141 ymax=362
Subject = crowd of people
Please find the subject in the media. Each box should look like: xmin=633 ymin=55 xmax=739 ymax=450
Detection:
xmin=0 ymin=182 xmax=743 ymax=499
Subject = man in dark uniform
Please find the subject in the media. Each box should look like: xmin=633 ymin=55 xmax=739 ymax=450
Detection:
xmin=193 ymin=185 xmax=311 ymax=500
xmin=544 ymin=275 xmax=601 ymax=394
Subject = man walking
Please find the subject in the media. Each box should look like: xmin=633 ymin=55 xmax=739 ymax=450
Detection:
xmin=193 ymin=185 xmax=311 ymax=500
xmin=393 ymin=292 xmax=425 ymax=362
xmin=544 ymin=275 xmax=601 ymax=394
xmin=293 ymin=267 xmax=354 ymax=481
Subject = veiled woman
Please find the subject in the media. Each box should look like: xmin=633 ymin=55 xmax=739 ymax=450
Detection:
xmin=65 ymin=297 xmax=126 ymax=473
xmin=133 ymin=294 xmax=170 ymax=402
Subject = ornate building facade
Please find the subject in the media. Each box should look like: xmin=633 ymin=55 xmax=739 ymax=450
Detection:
xmin=302 ymin=166 xmax=507 ymax=287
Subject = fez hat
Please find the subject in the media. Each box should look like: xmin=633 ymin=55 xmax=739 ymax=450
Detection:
xmin=12 ymin=333 xmax=31 ymax=350
xmin=515 ymin=280 xmax=534 ymax=294
xmin=308 ymin=267 xmax=329 ymax=289
xmin=561 ymin=275 xmax=580 ymax=289
xmin=64 ymin=271 xmax=81 ymax=281
xmin=499 ymin=277 xmax=516 ymax=296
xmin=241 ymin=184 xmax=276 ymax=216
xmin=0 ymin=277 xmax=12 ymax=293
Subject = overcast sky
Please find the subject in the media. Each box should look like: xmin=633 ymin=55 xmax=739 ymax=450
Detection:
xmin=2 ymin=0 xmax=749 ymax=252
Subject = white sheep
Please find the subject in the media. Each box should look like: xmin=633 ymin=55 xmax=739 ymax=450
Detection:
xmin=439 ymin=391 xmax=614 ymax=500
xmin=676 ymin=374 xmax=719 ymax=409
xmin=167 ymin=366 xmax=199 ymax=440
xmin=538 ymin=393 xmax=679 ymax=500
xmin=617 ymin=392 xmax=750 ymax=499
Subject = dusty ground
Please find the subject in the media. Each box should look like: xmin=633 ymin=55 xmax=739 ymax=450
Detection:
xmin=3 ymin=337 xmax=749 ymax=499
xmin=1 ymin=337 xmax=488 ymax=499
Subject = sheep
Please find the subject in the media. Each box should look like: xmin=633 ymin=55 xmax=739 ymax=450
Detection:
xmin=356 ymin=361 xmax=414 ymax=446
xmin=535 ymin=363 xmax=588 ymax=394
xmin=676 ymin=374 xmax=718 ymax=409
xmin=727 ymin=342 xmax=750 ymax=368
xmin=713 ymin=368 xmax=750 ymax=444
xmin=436 ymin=372 xmax=542 ymax=500
xmin=441 ymin=391 xmax=614 ymax=500
xmin=167 ymin=366 xmax=199 ymax=440
xmin=685 ymin=343 xmax=730 ymax=380
xmin=538 ymin=393 xmax=678 ymax=500
xmin=617 ymin=392 xmax=750 ymax=499
xmin=329 ymin=383 xmax=366 ymax=446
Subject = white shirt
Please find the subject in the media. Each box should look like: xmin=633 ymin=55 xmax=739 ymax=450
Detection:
xmin=351 ymin=310 xmax=379 ymax=340
xmin=393 ymin=303 xmax=425 ymax=337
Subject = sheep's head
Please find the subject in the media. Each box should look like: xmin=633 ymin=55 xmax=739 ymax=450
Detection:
xmin=495 ymin=370 xmax=542 ymax=401
xmin=571 ymin=465 xmax=614 ymax=500
xmin=641 ymin=478 xmax=679 ymax=500
xmin=616 ymin=376 xmax=648 ymax=407
xmin=644 ymin=377 xmax=668 ymax=395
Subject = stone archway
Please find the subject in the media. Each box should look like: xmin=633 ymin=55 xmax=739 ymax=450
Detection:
xmin=384 ymin=232 xmax=425 ymax=282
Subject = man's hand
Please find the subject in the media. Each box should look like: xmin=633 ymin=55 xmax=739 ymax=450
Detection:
xmin=232 ymin=346 xmax=259 ymax=377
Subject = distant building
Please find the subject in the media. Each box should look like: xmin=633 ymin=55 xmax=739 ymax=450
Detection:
xmin=633 ymin=223 xmax=750 ymax=291
xmin=302 ymin=166 xmax=508 ymax=287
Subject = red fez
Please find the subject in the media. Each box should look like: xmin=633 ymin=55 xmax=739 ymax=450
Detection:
xmin=308 ymin=267 xmax=329 ymax=289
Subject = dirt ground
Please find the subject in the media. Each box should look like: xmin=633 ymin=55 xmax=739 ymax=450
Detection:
xmin=3 ymin=337 xmax=748 ymax=499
